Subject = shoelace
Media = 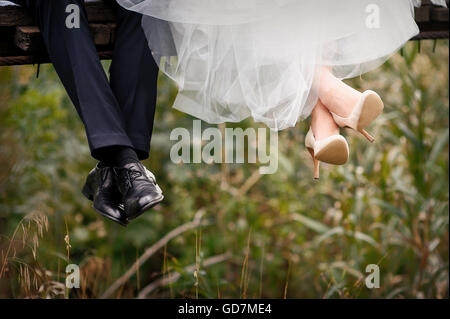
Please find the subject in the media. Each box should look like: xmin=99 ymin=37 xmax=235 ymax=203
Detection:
xmin=100 ymin=167 xmax=111 ymax=183
xmin=119 ymin=169 xmax=143 ymax=191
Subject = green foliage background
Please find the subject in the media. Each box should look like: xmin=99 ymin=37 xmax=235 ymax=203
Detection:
xmin=0 ymin=40 xmax=448 ymax=299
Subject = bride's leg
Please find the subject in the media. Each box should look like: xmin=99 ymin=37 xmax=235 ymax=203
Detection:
xmin=311 ymin=99 xmax=339 ymax=141
xmin=317 ymin=66 xmax=384 ymax=142
xmin=306 ymin=99 xmax=349 ymax=179
xmin=318 ymin=67 xmax=361 ymax=117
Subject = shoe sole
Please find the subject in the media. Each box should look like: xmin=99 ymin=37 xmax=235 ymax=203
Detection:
xmin=357 ymin=91 xmax=384 ymax=131
xmin=126 ymin=193 xmax=164 ymax=222
xmin=93 ymin=205 xmax=128 ymax=227
xmin=315 ymin=137 xmax=349 ymax=165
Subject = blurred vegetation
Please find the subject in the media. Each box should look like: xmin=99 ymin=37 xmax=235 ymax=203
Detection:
xmin=0 ymin=40 xmax=448 ymax=299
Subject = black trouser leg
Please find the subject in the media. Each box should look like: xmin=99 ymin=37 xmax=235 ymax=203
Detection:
xmin=109 ymin=5 xmax=159 ymax=160
xmin=17 ymin=0 xmax=135 ymax=160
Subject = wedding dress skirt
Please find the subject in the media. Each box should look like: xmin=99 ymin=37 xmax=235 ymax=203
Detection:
xmin=116 ymin=0 xmax=447 ymax=130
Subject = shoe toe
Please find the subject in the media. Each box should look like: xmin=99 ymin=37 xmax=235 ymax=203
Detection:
xmin=104 ymin=206 xmax=124 ymax=220
xmin=93 ymin=201 xmax=128 ymax=226
xmin=124 ymin=192 xmax=163 ymax=220
xmin=138 ymin=193 xmax=160 ymax=208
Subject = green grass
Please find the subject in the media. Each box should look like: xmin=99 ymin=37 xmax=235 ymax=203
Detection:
xmin=0 ymin=40 xmax=448 ymax=299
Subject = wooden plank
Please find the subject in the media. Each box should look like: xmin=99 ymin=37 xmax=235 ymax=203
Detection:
xmin=0 ymin=5 xmax=32 ymax=26
xmin=430 ymin=7 xmax=449 ymax=22
xmin=412 ymin=30 xmax=450 ymax=40
xmin=0 ymin=0 xmax=448 ymax=67
xmin=0 ymin=55 xmax=50 ymax=66
xmin=415 ymin=6 xmax=431 ymax=23
xmin=85 ymin=1 xmax=116 ymax=22
xmin=0 ymin=39 xmax=23 ymax=56
xmin=13 ymin=24 xmax=116 ymax=53
xmin=417 ymin=20 xmax=449 ymax=33
xmin=0 ymin=1 xmax=115 ymax=27
xmin=13 ymin=26 xmax=43 ymax=52
xmin=108 ymin=23 xmax=117 ymax=44
xmin=90 ymin=23 xmax=115 ymax=46
xmin=0 ymin=50 xmax=113 ymax=66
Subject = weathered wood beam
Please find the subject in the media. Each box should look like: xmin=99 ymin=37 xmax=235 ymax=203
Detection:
xmin=412 ymin=30 xmax=450 ymax=40
xmin=13 ymin=26 xmax=43 ymax=53
xmin=0 ymin=1 xmax=115 ymax=27
xmin=415 ymin=6 xmax=431 ymax=23
xmin=83 ymin=1 xmax=116 ymax=22
xmin=430 ymin=7 xmax=450 ymax=22
xmin=415 ymin=0 xmax=450 ymax=22
xmin=0 ymin=5 xmax=31 ymax=27
xmin=13 ymin=24 xmax=117 ymax=52
xmin=0 ymin=0 xmax=448 ymax=66
xmin=0 ymin=50 xmax=113 ymax=66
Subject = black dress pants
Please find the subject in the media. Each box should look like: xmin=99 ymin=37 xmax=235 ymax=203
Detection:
xmin=11 ymin=0 xmax=159 ymax=160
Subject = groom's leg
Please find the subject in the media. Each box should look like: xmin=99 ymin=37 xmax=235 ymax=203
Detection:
xmin=109 ymin=5 xmax=159 ymax=160
xmin=21 ymin=0 xmax=135 ymax=160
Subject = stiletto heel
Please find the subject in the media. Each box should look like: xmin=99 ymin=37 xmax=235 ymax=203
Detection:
xmin=313 ymin=158 xmax=320 ymax=180
xmin=360 ymin=129 xmax=375 ymax=143
xmin=305 ymin=128 xmax=349 ymax=180
xmin=330 ymin=90 xmax=384 ymax=142
xmin=307 ymin=147 xmax=320 ymax=179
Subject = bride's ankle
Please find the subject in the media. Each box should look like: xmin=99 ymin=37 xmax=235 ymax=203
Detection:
xmin=319 ymin=84 xmax=361 ymax=118
xmin=311 ymin=103 xmax=339 ymax=141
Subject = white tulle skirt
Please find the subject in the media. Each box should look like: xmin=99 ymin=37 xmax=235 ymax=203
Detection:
xmin=116 ymin=0 xmax=446 ymax=130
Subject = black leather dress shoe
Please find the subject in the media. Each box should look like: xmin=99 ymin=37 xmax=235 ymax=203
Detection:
xmin=113 ymin=162 xmax=164 ymax=221
xmin=82 ymin=164 xmax=128 ymax=226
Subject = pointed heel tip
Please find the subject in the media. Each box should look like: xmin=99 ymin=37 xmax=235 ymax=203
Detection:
xmin=360 ymin=129 xmax=375 ymax=142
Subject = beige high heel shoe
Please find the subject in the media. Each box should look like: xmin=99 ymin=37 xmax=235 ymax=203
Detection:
xmin=305 ymin=128 xmax=349 ymax=180
xmin=330 ymin=90 xmax=384 ymax=143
